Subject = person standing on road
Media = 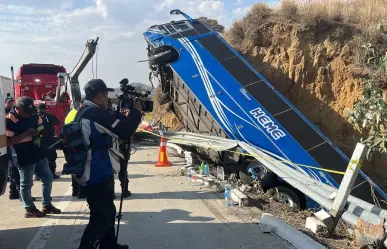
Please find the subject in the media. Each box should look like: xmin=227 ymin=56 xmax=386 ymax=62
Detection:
xmin=6 ymin=96 xmax=61 ymax=218
xmin=76 ymin=79 xmax=142 ymax=249
xmin=5 ymin=95 xmax=19 ymax=200
xmin=37 ymin=103 xmax=60 ymax=179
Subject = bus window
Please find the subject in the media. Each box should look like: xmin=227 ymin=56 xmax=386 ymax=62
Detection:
xmin=164 ymin=24 xmax=177 ymax=34
xmin=172 ymin=21 xmax=191 ymax=32
xmin=158 ymin=26 xmax=170 ymax=35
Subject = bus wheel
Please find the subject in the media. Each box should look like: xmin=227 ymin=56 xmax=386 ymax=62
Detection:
xmin=159 ymin=92 xmax=171 ymax=105
xmin=268 ymin=186 xmax=301 ymax=210
xmin=149 ymin=46 xmax=179 ymax=65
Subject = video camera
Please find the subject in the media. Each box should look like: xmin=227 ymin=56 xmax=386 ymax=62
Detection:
xmin=117 ymin=78 xmax=153 ymax=113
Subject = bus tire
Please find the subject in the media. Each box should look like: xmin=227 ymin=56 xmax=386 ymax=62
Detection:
xmin=159 ymin=92 xmax=171 ymax=105
xmin=269 ymin=186 xmax=302 ymax=210
xmin=149 ymin=46 xmax=179 ymax=65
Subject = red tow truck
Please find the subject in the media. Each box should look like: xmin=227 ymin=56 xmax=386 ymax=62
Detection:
xmin=10 ymin=37 xmax=99 ymax=135
xmin=0 ymin=37 xmax=99 ymax=196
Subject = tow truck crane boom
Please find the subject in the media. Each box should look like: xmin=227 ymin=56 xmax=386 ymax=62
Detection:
xmin=66 ymin=37 xmax=99 ymax=109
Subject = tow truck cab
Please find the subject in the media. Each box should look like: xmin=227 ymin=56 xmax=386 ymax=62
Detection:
xmin=13 ymin=63 xmax=70 ymax=135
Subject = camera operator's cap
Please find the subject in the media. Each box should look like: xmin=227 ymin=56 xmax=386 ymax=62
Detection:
xmin=16 ymin=96 xmax=37 ymax=115
xmin=84 ymin=79 xmax=114 ymax=95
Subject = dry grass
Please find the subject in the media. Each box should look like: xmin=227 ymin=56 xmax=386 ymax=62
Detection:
xmin=280 ymin=0 xmax=300 ymax=21
xmin=149 ymin=87 xmax=181 ymax=130
xmin=232 ymin=0 xmax=387 ymax=29
xmin=245 ymin=3 xmax=273 ymax=26
xmin=227 ymin=0 xmax=387 ymax=55
xmin=291 ymin=0 xmax=387 ymax=27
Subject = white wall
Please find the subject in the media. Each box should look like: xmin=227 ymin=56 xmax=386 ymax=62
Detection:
xmin=0 ymin=76 xmax=13 ymax=98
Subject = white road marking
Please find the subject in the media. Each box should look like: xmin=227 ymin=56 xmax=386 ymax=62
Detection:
xmin=26 ymin=184 xmax=73 ymax=249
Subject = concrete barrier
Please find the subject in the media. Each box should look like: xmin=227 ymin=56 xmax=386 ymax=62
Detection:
xmin=261 ymin=213 xmax=327 ymax=249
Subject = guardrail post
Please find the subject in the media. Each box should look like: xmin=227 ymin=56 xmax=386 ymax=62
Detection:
xmin=329 ymin=143 xmax=367 ymax=234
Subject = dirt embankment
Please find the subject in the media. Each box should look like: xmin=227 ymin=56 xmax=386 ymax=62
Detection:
xmin=150 ymin=87 xmax=181 ymax=130
xmin=225 ymin=4 xmax=387 ymax=189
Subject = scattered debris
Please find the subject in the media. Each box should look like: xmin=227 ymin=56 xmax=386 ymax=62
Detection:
xmin=254 ymin=193 xmax=353 ymax=249
xmin=228 ymin=173 xmax=241 ymax=186
xmin=306 ymin=217 xmax=328 ymax=234
xmin=314 ymin=210 xmax=333 ymax=230
xmin=182 ymin=151 xmax=353 ymax=248
xmin=217 ymin=166 xmax=225 ymax=181
xmin=230 ymin=188 xmax=248 ymax=207
xmin=239 ymin=184 xmax=252 ymax=194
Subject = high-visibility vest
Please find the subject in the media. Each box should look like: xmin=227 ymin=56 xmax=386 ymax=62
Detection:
xmin=64 ymin=109 xmax=78 ymax=124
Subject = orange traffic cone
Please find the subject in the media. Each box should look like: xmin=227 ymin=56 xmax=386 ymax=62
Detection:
xmin=155 ymin=137 xmax=172 ymax=167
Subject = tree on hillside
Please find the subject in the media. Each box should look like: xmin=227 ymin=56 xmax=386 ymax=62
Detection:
xmin=346 ymin=82 xmax=387 ymax=158
xmin=198 ymin=17 xmax=225 ymax=33
xmin=346 ymin=41 xmax=387 ymax=159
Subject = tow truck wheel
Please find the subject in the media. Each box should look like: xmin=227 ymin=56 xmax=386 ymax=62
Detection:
xmin=268 ymin=186 xmax=302 ymax=210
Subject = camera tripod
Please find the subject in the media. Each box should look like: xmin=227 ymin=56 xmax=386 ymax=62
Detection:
xmin=116 ymin=140 xmax=131 ymax=240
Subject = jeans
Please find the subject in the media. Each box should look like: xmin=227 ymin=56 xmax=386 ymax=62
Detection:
xmin=79 ymin=177 xmax=117 ymax=249
xmin=17 ymin=158 xmax=53 ymax=208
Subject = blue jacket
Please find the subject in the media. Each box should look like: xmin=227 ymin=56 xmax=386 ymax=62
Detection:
xmin=76 ymin=100 xmax=142 ymax=186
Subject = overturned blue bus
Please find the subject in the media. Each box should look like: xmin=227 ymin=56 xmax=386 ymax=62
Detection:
xmin=143 ymin=9 xmax=387 ymax=209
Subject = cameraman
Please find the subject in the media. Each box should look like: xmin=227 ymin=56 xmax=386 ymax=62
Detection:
xmin=76 ymin=79 xmax=142 ymax=249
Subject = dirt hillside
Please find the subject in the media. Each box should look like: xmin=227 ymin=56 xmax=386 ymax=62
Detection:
xmin=225 ymin=1 xmax=387 ymax=188
xmin=150 ymin=87 xmax=181 ymax=130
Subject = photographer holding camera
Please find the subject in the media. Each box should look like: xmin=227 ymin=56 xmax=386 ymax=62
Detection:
xmin=74 ymin=79 xmax=142 ymax=249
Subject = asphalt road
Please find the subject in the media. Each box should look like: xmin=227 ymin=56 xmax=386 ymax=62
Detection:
xmin=0 ymin=145 xmax=294 ymax=249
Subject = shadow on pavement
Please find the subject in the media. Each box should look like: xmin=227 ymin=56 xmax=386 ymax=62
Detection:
xmin=52 ymin=189 xmax=219 ymax=206
xmin=0 ymin=209 xmax=290 ymax=249
xmin=121 ymin=174 xmax=152 ymax=179
xmin=59 ymin=208 xmax=215 ymax=222
xmin=131 ymin=191 xmax=220 ymax=200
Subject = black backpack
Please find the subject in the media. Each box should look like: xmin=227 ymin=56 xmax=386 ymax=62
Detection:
xmin=61 ymin=106 xmax=112 ymax=177
xmin=61 ymin=106 xmax=93 ymax=177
